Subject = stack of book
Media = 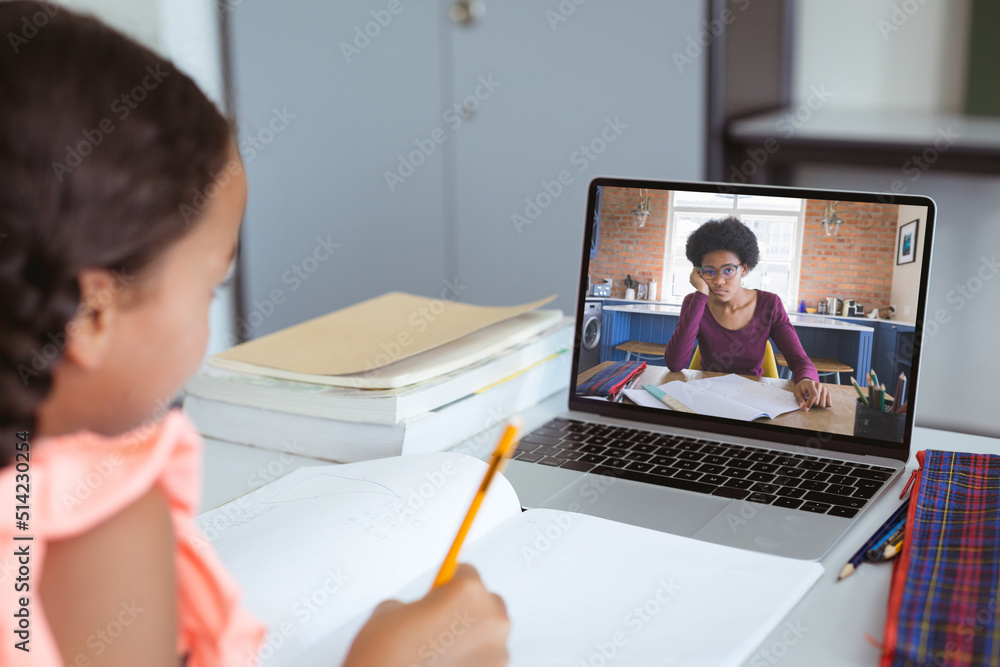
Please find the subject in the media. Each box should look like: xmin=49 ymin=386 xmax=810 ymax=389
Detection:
xmin=182 ymin=292 xmax=572 ymax=461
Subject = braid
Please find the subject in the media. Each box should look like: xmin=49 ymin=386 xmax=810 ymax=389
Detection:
xmin=0 ymin=2 xmax=232 ymax=464
xmin=0 ymin=230 xmax=80 ymax=463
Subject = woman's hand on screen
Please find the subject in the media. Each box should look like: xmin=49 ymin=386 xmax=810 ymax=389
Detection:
xmin=794 ymin=379 xmax=831 ymax=411
xmin=689 ymin=268 xmax=709 ymax=295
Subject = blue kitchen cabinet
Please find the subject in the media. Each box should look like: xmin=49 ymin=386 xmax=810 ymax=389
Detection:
xmin=870 ymin=322 xmax=915 ymax=388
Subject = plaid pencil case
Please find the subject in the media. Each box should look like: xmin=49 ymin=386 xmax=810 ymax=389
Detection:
xmin=881 ymin=449 xmax=1000 ymax=667
xmin=575 ymin=360 xmax=646 ymax=399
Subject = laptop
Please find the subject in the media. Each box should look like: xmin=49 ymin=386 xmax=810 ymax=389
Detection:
xmin=503 ymin=177 xmax=935 ymax=560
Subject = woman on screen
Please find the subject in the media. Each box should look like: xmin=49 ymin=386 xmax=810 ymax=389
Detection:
xmin=664 ymin=217 xmax=831 ymax=410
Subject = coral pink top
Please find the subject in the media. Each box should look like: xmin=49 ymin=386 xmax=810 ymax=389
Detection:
xmin=0 ymin=409 xmax=266 ymax=666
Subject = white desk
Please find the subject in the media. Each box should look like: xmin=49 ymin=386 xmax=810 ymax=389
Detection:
xmin=198 ymin=393 xmax=564 ymax=512
xmin=198 ymin=398 xmax=1000 ymax=666
xmin=757 ymin=426 xmax=999 ymax=667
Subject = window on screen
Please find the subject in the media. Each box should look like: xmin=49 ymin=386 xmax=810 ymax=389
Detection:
xmin=664 ymin=192 xmax=805 ymax=309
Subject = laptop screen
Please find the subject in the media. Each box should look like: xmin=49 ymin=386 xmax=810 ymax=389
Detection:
xmin=571 ymin=178 xmax=935 ymax=460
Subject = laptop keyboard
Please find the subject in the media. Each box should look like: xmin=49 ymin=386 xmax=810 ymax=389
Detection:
xmin=514 ymin=418 xmax=896 ymax=518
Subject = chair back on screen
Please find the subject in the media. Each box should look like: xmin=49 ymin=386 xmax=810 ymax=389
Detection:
xmin=689 ymin=341 xmax=779 ymax=379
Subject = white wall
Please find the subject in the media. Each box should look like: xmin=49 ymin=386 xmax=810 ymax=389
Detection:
xmin=793 ymin=0 xmax=972 ymax=112
xmin=157 ymin=0 xmax=225 ymax=107
xmin=793 ymin=0 xmax=1000 ymax=438
xmin=64 ymin=0 xmax=235 ymax=356
xmin=63 ymin=0 xmax=163 ymax=52
xmin=64 ymin=0 xmax=223 ymax=104
xmin=889 ymin=204 xmax=926 ymax=320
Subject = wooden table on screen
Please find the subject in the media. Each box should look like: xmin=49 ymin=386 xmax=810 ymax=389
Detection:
xmin=578 ymin=362 xmax=874 ymax=437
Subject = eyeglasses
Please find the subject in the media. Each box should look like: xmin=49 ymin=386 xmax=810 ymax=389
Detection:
xmin=698 ymin=264 xmax=741 ymax=280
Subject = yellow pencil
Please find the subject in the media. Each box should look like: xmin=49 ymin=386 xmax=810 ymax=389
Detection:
xmin=432 ymin=419 xmax=522 ymax=587
xmin=883 ymin=534 xmax=906 ymax=560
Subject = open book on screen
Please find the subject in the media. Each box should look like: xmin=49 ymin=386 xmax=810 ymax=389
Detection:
xmin=196 ymin=452 xmax=822 ymax=666
xmin=625 ymin=373 xmax=802 ymax=422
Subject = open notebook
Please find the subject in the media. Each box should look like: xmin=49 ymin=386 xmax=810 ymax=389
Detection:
xmin=197 ymin=453 xmax=822 ymax=666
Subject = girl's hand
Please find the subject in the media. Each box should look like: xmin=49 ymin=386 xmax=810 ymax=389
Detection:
xmin=794 ymin=379 xmax=832 ymax=411
xmin=344 ymin=564 xmax=509 ymax=667
xmin=689 ymin=267 xmax=710 ymax=295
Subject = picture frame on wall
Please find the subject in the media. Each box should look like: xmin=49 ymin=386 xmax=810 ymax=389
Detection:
xmin=897 ymin=219 xmax=918 ymax=265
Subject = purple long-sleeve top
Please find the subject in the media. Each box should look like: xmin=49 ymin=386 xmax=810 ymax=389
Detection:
xmin=663 ymin=290 xmax=819 ymax=384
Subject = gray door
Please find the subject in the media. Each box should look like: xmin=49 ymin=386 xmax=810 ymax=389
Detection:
xmin=228 ymin=1 xmax=707 ymax=336
xmin=450 ymin=1 xmax=707 ymax=311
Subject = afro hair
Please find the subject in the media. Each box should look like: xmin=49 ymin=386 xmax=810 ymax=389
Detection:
xmin=685 ymin=217 xmax=760 ymax=270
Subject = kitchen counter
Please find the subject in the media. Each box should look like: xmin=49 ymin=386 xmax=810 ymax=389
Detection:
xmin=599 ymin=303 xmax=881 ymax=384
xmin=603 ymin=303 xmax=875 ymax=332
xmin=793 ymin=312 xmax=916 ymax=328
xmin=591 ymin=297 xmax=914 ymax=325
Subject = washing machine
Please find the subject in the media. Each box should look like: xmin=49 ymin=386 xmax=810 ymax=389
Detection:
xmin=579 ymin=299 xmax=603 ymax=370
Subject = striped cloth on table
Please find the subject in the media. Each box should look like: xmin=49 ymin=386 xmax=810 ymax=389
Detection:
xmin=886 ymin=449 xmax=1000 ymax=667
xmin=575 ymin=361 xmax=646 ymax=399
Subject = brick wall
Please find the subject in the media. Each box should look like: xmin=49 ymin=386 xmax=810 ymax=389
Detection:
xmin=799 ymin=200 xmax=897 ymax=312
xmin=589 ymin=187 xmax=669 ymax=298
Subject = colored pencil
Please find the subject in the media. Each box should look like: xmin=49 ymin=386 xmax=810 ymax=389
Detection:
xmin=839 ymin=498 xmax=910 ymax=580
xmin=893 ymin=373 xmax=907 ymax=414
xmin=883 ymin=536 xmax=906 ymax=559
xmin=866 ymin=517 xmax=906 ymax=561
xmin=851 ymin=376 xmax=870 ymax=407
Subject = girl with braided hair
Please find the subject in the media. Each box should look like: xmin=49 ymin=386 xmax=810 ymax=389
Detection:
xmin=0 ymin=3 xmax=508 ymax=666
